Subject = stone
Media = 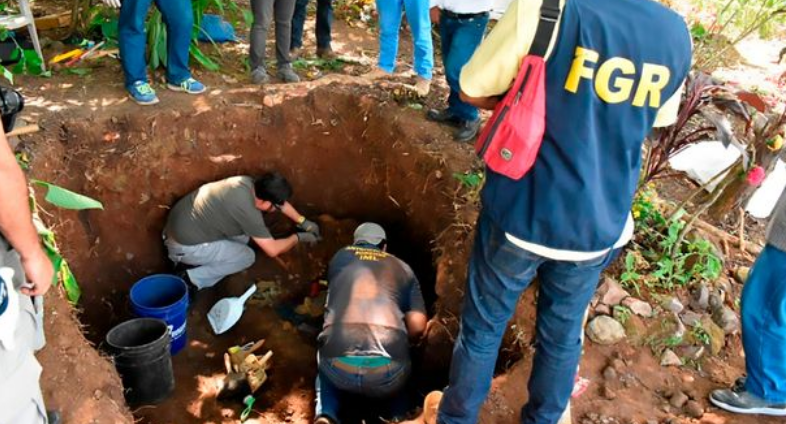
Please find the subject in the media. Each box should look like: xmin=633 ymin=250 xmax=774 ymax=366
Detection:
xmin=678 ymin=345 xmax=705 ymax=361
xmin=684 ymin=400 xmax=704 ymax=418
xmin=610 ymin=358 xmax=626 ymax=371
xmin=700 ymin=316 xmax=726 ymax=355
xmin=679 ymin=310 xmax=703 ymax=327
xmin=598 ymin=277 xmax=630 ymax=306
xmin=622 ymin=297 xmax=654 ymax=317
xmin=601 ymin=384 xmax=617 ymax=400
xmin=715 ymin=278 xmax=733 ymax=295
xmin=670 ymin=391 xmax=689 ymax=408
xmin=587 ymin=316 xmax=627 ymax=345
xmin=623 ymin=315 xmax=649 ymax=346
xmin=734 ymin=266 xmax=750 ymax=284
xmin=712 ymin=306 xmax=741 ymax=335
xmin=595 ymin=303 xmax=612 ymax=316
xmin=709 ymin=292 xmax=725 ymax=310
xmin=646 ymin=420 xmax=658 ymax=424
xmin=671 ymin=312 xmax=687 ymax=339
xmin=603 ymin=366 xmax=618 ymax=380
xmin=664 ymin=297 xmax=684 ymax=314
xmin=661 ymin=349 xmax=682 ymax=367
xmin=690 ymin=283 xmax=710 ymax=311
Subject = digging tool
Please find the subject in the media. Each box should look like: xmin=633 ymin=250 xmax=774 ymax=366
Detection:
xmin=6 ymin=124 xmax=40 ymax=137
xmin=208 ymin=284 xmax=257 ymax=335
xmin=218 ymin=352 xmax=250 ymax=400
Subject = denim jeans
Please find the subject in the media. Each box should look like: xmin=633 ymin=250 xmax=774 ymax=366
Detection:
xmin=315 ymin=354 xmax=410 ymax=423
xmin=439 ymin=12 xmax=488 ymax=122
xmin=165 ymin=235 xmax=255 ymax=290
xmin=250 ymin=0 xmax=297 ymax=69
xmin=438 ymin=212 xmax=614 ymax=424
xmin=375 ymin=0 xmax=433 ymax=79
xmin=742 ymin=244 xmax=786 ymax=403
xmin=118 ymin=0 xmax=193 ymax=88
xmin=291 ymin=0 xmax=333 ymax=49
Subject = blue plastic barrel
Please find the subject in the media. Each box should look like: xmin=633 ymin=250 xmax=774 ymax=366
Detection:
xmin=130 ymin=274 xmax=189 ymax=355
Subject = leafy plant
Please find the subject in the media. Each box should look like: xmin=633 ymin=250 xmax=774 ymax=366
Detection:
xmin=453 ymin=170 xmax=484 ymax=189
xmin=0 ymin=24 xmax=49 ymax=83
xmin=691 ymin=322 xmax=711 ymax=346
xmin=613 ymin=305 xmax=633 ymax=325
xmin=620 ymin=252 xmax=642 ymax=296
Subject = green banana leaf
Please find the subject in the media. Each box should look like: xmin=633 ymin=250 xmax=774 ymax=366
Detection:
xmin=31 ymin=180 xmax=104 ymax=210
xmin=190 ymin=43 xmax=220 ymax=71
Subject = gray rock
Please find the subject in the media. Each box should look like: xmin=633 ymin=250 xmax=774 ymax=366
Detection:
xmin=691 ymin=283 xmax=710 ymax=311
xmin=684 ymin=400 xmax=704 ymax=418
xmin=709 ymin=292 xmax=725 ymax=310
xmin=661 ymin=349 xmax=682 ymax=367
xmin=599 ymin=277 xmax=630 ymax=306
xmin=734 ymin=266 xmax=750 ymax=284
xmin=712 ymin=306 xmax=741 ymax=335
xmin=679 ymin=310 xmax=703 ymax=327
xmin=670 ymin=390 xmax=689 ymax=408
xmin=623 ymin=297 xmax=654 ymax=317
xmin=664 ymin=297 xmax=684 ymax=314
xmin=678 ymin=345 xmax=705 ymax=361
xmin=587 ymin=316 xmax=627 ymax=345
xmin=701 ymin=316 xmax=726 ymax=355
xmin=671 ymin=312 xmax=687 ymax=339
xmin=602 ymin=366 xmax=618 ymax=380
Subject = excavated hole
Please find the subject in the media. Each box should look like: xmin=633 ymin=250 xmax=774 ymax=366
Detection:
xmin=34 ymin=86 xmax=473 ymax=424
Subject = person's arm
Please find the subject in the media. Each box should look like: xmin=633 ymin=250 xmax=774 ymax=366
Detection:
xmin=406 ymin=311 xmax=428 ymax=340
xmin=0 ymin=127 xmax=54 ymax=296
xmin=253 ymin=234 xmax=299 ymax=258
xmin=403 ymin=268 xmax=428 ymax=341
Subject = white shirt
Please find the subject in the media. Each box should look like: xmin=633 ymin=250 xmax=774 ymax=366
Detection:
xmin=430 ymin=0 xmax=494 ymax=14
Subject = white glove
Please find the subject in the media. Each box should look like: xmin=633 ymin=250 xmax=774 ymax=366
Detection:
xmin=102 ymin=0 xmax=122 ymax=9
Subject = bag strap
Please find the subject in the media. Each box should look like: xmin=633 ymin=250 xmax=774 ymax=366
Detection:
xmin=529 ymin=0 xmax=562 ymax=58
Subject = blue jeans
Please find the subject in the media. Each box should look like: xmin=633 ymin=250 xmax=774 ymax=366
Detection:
xmin=315 ymin=354 xmax=410 ymax=423
xmin=742 ymin=244 xmax=786 ymax=403
xmin=375 ymin=0 xmax=433 ymax=79
xmin=438 ymin=212 xmax=614 ymax=424
xmin=291 ymin=0 xmax=333 ymax=49
xmin=439 ymin=12 xmax=488 ymax=122
xmin=118 ymin=0 xmax=193 ymax=88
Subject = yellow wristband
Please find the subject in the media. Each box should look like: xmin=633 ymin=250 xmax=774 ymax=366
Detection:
xmin=297 ymin=216 xmax=306 ymax=225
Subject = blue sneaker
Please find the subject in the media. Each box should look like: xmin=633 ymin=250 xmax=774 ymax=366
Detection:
xmin=167 ymin=77 xmax=206 ymax=94
xmin=127 ymin=81 xmax=159 ymax=105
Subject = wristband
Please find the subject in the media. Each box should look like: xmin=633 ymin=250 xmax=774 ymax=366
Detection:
xmin=297 ymin=216 xmax=306 ymax=225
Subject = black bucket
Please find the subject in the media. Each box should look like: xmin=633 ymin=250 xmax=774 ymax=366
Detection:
xmin=106 ymin=318 xmax=175 ymax=405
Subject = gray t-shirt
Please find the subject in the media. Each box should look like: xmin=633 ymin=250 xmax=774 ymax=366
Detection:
xmin=165 ymin=176 xmax=272 ymax=245
xmin=318 ymin=245 xmax=426 ymax=362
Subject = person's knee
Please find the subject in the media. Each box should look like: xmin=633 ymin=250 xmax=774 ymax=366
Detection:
xmin=238 ymin=247 xmax=256 ymax=269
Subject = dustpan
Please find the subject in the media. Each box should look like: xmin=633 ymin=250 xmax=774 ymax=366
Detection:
xmin=208 ymin=284 xmax=257 ymax=335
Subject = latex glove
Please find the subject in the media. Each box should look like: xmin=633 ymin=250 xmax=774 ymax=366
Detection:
xmin=297 ymin=218 xmax=320 ymax=237
xmin=296 ymin=232 xmax=320 ymax=246
xmin=430 ymin=7 xmax=441 ymax=24
xmin=101 ymin=0 xmax=122 ymax=9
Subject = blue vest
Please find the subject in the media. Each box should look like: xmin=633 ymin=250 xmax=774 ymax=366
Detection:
xmin=481 ymin=0 xmax=692 ymax=251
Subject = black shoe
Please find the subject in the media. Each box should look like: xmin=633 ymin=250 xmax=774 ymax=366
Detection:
xmin=47 ymin=410 xmax=62 ymax=424
xmin=426 ymin=109 xmax=462 ymax=127
xmin=710 ymin=388 xmax=786 ymax=416
xmin=455 ymin=119 xmax=481 ymax=142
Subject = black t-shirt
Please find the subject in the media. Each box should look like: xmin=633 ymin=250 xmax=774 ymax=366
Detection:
xmin=318 ymin=245 xmax=426 ymax=362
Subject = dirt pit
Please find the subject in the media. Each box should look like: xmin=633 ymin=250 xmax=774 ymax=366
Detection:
xmin=29 ymin=82 xmax=477 ymax=424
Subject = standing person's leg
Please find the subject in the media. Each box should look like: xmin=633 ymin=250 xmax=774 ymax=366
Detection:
xmin=444 ymin=14 xmax=488 ymax=141
xmin=156 ymin=0 xmax=205 ymax=93
xmin=426 ymin=14 xmax=458 ymax=124
xmin=519 ymin=254 xmax=612 ymax=424
xmin=315 ymin=0 xmax=334 ymax=55
xmin=315 ymin=353 xmax=342 ymax=423
xmin=165 ymin=237 xmax=255 ymax=290
xmin=274 ymin=0 xmax=301 ymax=82
xmin=437 ymin=214 xmax=543 ymax=424
xmin=250 ymin=0 xmax=275 ymax=83
xmin=402 ymin=0 xmax=433 ymax=82
xmin=290 ymin=0 xmax=309 ymax=53
xmin=118 ymin=0 xmax=160 ymax=104
xmin=375 ymin=0 xmax=404 ymax=75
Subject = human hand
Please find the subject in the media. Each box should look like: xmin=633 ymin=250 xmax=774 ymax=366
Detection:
xmin=101 ymin=0 xmax=122 ymax=8
xmin=20 ymin=249 xmax=54 ymax=297
xmin=430 ymin=7 xmax=441 ymax=24
xmin=296 ymin=232 xmax=320 ymax=246
xmin=297 ymin=218 xmax=320 ymax=237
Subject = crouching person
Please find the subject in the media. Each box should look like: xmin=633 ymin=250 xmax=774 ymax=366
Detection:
xmin=314 ymin=223 xmax=427 ymax=424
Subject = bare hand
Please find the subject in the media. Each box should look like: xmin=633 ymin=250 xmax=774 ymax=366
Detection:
xmin=19 ymin=249 xmax=54 ymax=296
xmin=430 ymin=7 xmax=441 ymax=24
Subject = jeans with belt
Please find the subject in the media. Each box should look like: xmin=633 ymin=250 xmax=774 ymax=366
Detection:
xmin=315 ymin=352 xmax=410 ymax=423
xmin=375 ymin=0 xmax=433 ymax=79
xmin=439 ymin=11 xmax=488 ymax=122
xmin=118 ymin=0 xmax=194 ymax=88
xmin=291 ymin=0 xmax=333 ymax=50
xmin=438 ymin=212 xmax=614 ymax=424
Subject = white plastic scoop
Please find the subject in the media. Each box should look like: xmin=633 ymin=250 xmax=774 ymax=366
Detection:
xmin=208 ymin=284 xmax=257 ymax=335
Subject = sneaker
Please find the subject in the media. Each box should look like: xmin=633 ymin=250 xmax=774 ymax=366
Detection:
xmin=290 ymin=47 xmax=303 ymax=60
xmin=414 ymin=76 xmax=431 ymax=97
xmin=317 ymin=47 xmax=337 ymax=59
xmin=363 ymin=68 xmax=392 ymax=80
xmin=251 ymin=67 xmax=270 ymax=85
xmin=426 ymin=108 xmax=462 ymax=127
xmin=167 ymin=77 xmax=207 ymax=94
xmin=455 ymin=119 xmax=481 ymax=142
xmin=277 ymin=65 xmax=301 ymax=83
xmin=710 ymin=388 xmax=786 ymax=416
xmin=127 ymin=81 xmax=159 ymax=105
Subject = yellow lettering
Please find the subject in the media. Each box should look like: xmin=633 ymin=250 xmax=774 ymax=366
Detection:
xmin=632 ymin=64 xmax=671 ymax=108
xmin=594 ymin=57 xmax=636 ymax=104
xmin=564 ymin=47 xmax=599 ymax=93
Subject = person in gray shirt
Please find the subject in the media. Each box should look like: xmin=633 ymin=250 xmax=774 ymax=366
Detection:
xmin=314 ymin=223 xmax=428 ymax=424
xmin=164 ymin=172 xmax=320 ymax=290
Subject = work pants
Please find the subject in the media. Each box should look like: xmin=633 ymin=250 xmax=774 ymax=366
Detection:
xmin=315 ymin=352 xmax=410 ymax=423
xmin=250 ymin=0 xmax=297 ymax=70
xmin=291 ymin=0 xmax=333 ymax=50
xmin=742 ymin=244 xmax=786 ymax=402
xmin=0 ymin=241 xmax=47 ymax=424
xmin=165 ymin=235 xmax=255 ymax=290
xmin=375 ymin=0 xmax=433 ymax=79
xmin=439 ymin=12 xmax=488 ymax=122
xmin=118 ymin=0 xmax=193 ymax=88
xmin=438 ymin=212 xmax=614 ymax=424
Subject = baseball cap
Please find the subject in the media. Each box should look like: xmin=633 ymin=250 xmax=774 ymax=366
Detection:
xmin=354 ymin=222 xmax=386 ymax=245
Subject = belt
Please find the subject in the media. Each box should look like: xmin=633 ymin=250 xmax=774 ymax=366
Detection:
xmin=331 ymin=358 xmax=392 ymax=375
xmin=442 ymin=10 xmax=489 ymax=20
